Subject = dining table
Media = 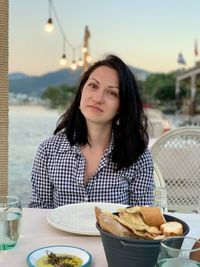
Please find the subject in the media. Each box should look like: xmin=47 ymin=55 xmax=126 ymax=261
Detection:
xmin=0 ymin=208 xmax=199 ymax=267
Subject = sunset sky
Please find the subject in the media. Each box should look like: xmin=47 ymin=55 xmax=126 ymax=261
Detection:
xmin=9 ymin=0 xmax=200 ymax=75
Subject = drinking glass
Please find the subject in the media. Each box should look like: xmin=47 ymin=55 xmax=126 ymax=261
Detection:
xmin=154 ymin=186 xmax=168 ymax=212
xmin=197 ymin=198 xmax=200 ymax=214
xmin=156 ymin=236 xmax=200 ymax=267
xmin=0 ymin=196 xmax=22 ymax=250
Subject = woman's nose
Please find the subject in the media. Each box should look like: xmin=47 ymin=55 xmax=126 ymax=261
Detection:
xmin=92 ymin=90 xmax=105 ymax=103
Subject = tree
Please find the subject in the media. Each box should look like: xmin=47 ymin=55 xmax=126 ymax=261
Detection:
xmin=141 ymin=71 xmax=188 ymax=104
xmin=154 ymin=84 xmax=175 ymax=101
xmin=42 ymin=84 xmax=77 ymax=108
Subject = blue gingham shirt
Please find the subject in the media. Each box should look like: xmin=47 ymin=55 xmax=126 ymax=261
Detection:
xmin=29 ymin=132 xmax=154 ymax=209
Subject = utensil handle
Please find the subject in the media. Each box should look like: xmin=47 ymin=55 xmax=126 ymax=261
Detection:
xmin=120 ymin=241 xmax=159 ymax=248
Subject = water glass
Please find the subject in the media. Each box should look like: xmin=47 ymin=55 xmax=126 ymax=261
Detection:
xmin=0 ymin=196 xmax=22 ymax=250
xmin=197 ymin=198 xmax=200 ymax=214
xmin=156 ymin=236 xmax=200 ymax=267
xmin=154 ymin=186 xmax=168 ymax=212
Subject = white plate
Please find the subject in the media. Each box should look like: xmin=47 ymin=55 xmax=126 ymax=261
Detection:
xmin=26 ymin=245 xmax=92 ymax=267
xmin=47 ymin=202 xmax=127 ymax=235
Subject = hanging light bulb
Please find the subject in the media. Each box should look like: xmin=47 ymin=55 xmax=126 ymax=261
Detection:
xmin=45 ymin=0 xmax=53 ymax=32
xmin=71 ymin=60 xmax=77 ymax=70
xmin=59 ymin=38 xmax=67 ymax=65
xmin=77 ymin=57 xmax=83 ymax=67
xmin=70 ymin=48 xmax=77 ymax=70
xmin=82 ymin=45 xmax=87 ymax=53
xmin=59 ymin=54 xmax=67 ymax=66
xmin=45 ymin=18 xmax=54 ymax=32
xmin=77 ymin=45 xmax=84 ymax=67
xmin=86 ymin=54 xmax=92 ymax=63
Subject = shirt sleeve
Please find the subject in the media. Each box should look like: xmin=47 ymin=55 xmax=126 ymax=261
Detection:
xmin=28 ymin=142 xmax=54 ymax=209
xmin=129 ymin=149 xmax=154 ymax=206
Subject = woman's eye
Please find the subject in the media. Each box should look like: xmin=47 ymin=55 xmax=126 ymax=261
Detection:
xmin=88 ymin=83 xmax=97 ymax=89
xmin=107 ymin=90 xmax=118 ymax=97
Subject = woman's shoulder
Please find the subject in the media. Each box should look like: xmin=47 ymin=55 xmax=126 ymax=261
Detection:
xmin=127 ymin=149 xmax=153 ymax=170
xmin=39 ymin=131 xmax=71 ymax=152
xmin=136 ymin=148 xmax=153 ymax=167
xmin=125 ymin=149 xmax=153 ymax=175
xmin=139 ymin=148 xmax=153 ymax=160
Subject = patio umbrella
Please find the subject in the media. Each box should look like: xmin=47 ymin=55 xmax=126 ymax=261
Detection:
xmin=0 ymin=0 xmax=8 ymax=195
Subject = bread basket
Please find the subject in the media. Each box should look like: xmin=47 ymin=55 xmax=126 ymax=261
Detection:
xmin=96 ymin=214 xmax=189 ymax=267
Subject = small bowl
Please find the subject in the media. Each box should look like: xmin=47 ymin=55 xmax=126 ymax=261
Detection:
xmin=26 ymin=245 xmax=92 ymax=267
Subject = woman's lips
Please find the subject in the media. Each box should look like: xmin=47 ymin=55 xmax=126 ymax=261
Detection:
xmin=88 ymin=105 xmax=103 ymax=112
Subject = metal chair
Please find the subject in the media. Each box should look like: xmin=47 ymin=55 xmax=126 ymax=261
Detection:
xmin=150 ymin=126 xmax=200 ymax=213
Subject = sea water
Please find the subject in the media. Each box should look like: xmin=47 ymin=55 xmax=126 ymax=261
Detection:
xmin=0 ymin=212 xmax=22 ymax=250
xmin=9 ymin=105 xmax=59 ymax=207
xmin=157 ymin=258 xmax=200 ymax=267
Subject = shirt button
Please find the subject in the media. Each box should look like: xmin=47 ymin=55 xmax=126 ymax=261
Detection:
xmin=84 ymin=196 xmax=88 ymax=202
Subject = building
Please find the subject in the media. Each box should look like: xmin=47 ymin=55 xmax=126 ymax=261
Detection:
xmin=176 ymin=61 xmax=200 ymax=115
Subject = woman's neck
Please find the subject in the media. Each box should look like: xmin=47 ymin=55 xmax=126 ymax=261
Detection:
xmin=86 ymin=123 xmax=112 ymax=151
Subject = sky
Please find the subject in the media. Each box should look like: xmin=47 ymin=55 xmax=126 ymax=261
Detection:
xmin=9 ymin=0 xmax=200 ymax=76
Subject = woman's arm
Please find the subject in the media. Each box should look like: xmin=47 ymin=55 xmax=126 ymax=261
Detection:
xmin=129 ymin=149 xmax=154 ymax=206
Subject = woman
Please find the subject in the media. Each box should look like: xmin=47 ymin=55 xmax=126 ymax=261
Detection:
xmin=29 ymin=55 xmax=154 ymax=208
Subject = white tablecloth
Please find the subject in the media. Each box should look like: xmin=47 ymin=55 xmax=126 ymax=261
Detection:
xmin=0 ymin=208 xmax=199 ymax=267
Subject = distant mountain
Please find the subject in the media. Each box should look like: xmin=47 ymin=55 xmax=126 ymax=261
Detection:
xmin=9 ymin=66 xmax=150 ymax=97
xmin=9 ymin=72 xmax=30 ymax=80
xmin=129 ymin=66 xmax=150 ymax=81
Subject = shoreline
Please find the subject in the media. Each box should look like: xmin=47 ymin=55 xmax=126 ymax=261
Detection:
xmin=9 ymin=104 xmax=59 ymax=115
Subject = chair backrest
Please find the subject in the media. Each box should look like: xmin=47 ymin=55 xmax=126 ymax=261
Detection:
xmin=150 ymin=126 xmax=200 ymax=212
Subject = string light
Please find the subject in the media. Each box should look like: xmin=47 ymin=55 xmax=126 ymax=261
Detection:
xmin=71 ymin=59 xmax=77 ymax=70
xmin=45 ymin=18 xmax=54 ymax=32
xmin=77 ymin=57 xmax=84 ymax=67
xmin=45 ymin=0 xmax=54 ymax=32
xmin=82 ymin=45 xmax=87 ymax=53
xmin=44 ymin=0 xmax=91 ymax=71
xmin=59 ymin=37 xmax=67 ymax=66
xmin=59 ymin=54 xmax=67 ymax=66
xmin=86 ymin=54 xmax=92 ymax=63
xmin=70 ymin=48 xmax=77 ymax=70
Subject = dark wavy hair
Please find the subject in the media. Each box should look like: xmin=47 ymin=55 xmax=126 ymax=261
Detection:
xmin=54 ymin=55 xmax=149 ymax=169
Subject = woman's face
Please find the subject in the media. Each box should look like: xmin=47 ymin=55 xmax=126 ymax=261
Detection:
xmin=80 ymin=66 xmax=120 ymax=127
